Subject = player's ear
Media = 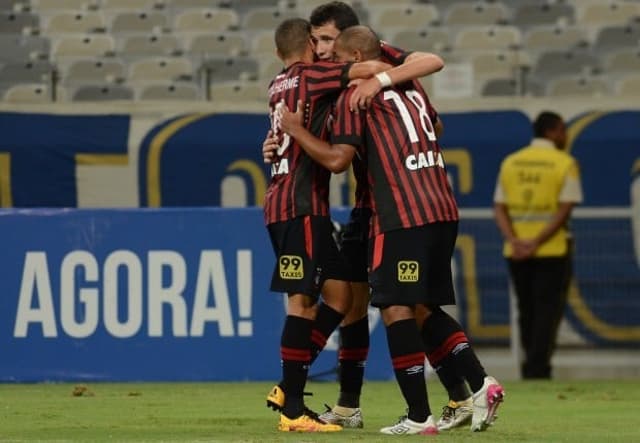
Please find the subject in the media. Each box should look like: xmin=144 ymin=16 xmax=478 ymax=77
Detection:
xmin=354 ymin=49 xmax=362 ymax=62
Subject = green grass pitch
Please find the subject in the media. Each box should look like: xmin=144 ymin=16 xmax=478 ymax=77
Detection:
xmin=0 ymin=379 xmax=639 ymax=442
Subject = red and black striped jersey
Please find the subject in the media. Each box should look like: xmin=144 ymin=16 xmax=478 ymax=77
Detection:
xmin=349 ymin=42 xmax=415 ymax=209
xmin=331 ymin=80 xmax=458 ymax=236
xmin=264 ymin=61 xmax=350 ymax=225
xmin=380 ymin=41 xmax=410 ymax=66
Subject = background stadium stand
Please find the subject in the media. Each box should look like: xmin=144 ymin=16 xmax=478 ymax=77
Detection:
xmin=1 ymin=0 xmax=639 ymax=103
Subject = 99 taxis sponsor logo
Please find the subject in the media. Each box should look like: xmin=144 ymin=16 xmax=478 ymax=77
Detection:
xmin=279 ymin=255 xmax=303 ymax=279
xmin=397 ymin=260 xmax=419 ymax=282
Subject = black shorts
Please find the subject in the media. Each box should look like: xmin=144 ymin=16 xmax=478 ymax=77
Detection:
xmin=339 ymin=207 xmax=371 ymax=283
xmin=368 ymin=221 xmax=458 ymax=308
xmin=268 ymin=215 xmax=349 ymax=298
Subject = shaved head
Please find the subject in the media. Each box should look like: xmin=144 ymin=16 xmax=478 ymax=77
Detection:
xmin=335 ymin=25 xmax=381 ymax=61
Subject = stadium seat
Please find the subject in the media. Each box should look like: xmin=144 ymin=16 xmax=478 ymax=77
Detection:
xmin=0 ymin=0 xmax=21 ymax=11
xmin=30 ymin=0 xmax=96 ymax=12
xmin=173 ymin=8 xmax=238 ymax=33
xmin=577 ymin=2 xmax=640 ymax=27
xmin=428 ymin=0 xmax=487 ymax=12
xmin=0 ymin=34 xmax=50 ymax=62
xmin=257 ymin=55 xmax=282 ymax=83
xmin=480 ymin=77 xmax=518 ymax=96
xmin=53 ymin=34 xmax=115 ymax=58
xmin=163 ymin=0 xmax=227 ymax=9
xmin=45 ymin=11 xmax=106 ymax=34
xmin=512 ymin=3 xmax=575 ymax=27
xmin=0 ymin=12 xmax=39 ymax=34
xmin=120 ymin=34 xmax=181 ymax=57
xmin=188 ymin=32 xmax=247 ymax=57
xmin=546 ymin=75 xmax=610 ymax=97
xmin=242 ymin=7 xmax=298 ymax=31
xmin=199 ymin=55 xmax=259 ymax=82
xmin=471 ymin=50 xmax=531 ymax=81
xmin=454 ymin=25 xmax=522 ymax=51
xmin=128 ymin=57 xmax=193 ymax=82
xmin=0 ymin=60 xmax=53 ymax=86
xmin=605 ymin=48 xmax=640 ymax=74
xmin=593 ymin=25 xmax=640 ymax=53
xmin=524 ymin=25 xmax=587 ymax=52
xmin=110 ymin=11 xmax=168 ymax=33
xmin=138 ymin=82 xmax=200 ymax=100
xmin=63 ymin=58 xmax=126 ymax=85
xmin=2 ymin=82 xmax=51 ymax=103
xmin=369 ymin=4 xmax=439 ymax=29
xmin=615 ymin=74 xmax=640 ymax=96
xmin=224 ymin=0 xmax=281 ymax=17
xmin=481 ymin=76 xmax=544 ymax=97
xmin=250 ymin=30 xmax=275 ymax=56
xmin=389 ymin=28 xmax=451 ymax=52
xmin=71 ymin=83 xmax=134 ymax=100
xmin=532 ymin=50 xmax=600 ymax=81
xmin=100 ymin=0 xmax=162 ymax=11
xmin=444 ymin=2 xmax=509 ymax=26
xmin=209 ymin=80 xmax=266 ymax=103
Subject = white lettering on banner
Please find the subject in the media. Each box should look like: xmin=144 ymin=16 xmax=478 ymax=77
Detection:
xmin=13 ymin=249 xmax=252 ymax=338
xmin=103 ymin=250 xmax=143 ymax=338
xmin=61 ymin=251 xmax=99 ymax=338
xmin=190 ymin=250 xmax=234 ymax=337
xmin=14 ymin=252 xmax=57 ymax=337
xmin=148 ymin=250 xmax=188 ymax=337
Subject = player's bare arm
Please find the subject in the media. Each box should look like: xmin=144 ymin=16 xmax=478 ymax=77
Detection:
xmin=280 ymin=100 xmax=356 ymax=174
xmin=349 ymin=52 xmax=444 ymax=111
xmin=347 ymin=60 xmax=392 ymax=81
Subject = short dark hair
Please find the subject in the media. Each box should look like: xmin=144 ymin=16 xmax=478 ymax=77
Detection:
xmin=275 ymin=18 xmax=311 ymax=59
xmin=533 ymin=111 xmax=563 ymax=138
xmin=336 ymin=25 xmax=381 ymax=60
xmin=309 ymin=1 xmax=359 ymax=30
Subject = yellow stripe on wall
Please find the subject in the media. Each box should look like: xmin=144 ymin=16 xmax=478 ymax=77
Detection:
xmin=75 ymin=154 xmax=129 ymax=166
xmin=147 ymin=114 xmax=213 ymax=207
xmin=0 ymin=153 xmax=12 ymax=207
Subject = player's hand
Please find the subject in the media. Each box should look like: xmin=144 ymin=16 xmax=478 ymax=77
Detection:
xmin=262 ymin=130 xmax=279 ymax=164
xmin=280 ymin=100 xmax=304 ymax=137
xmin=349 ymin=75 xmax=384 ymax=112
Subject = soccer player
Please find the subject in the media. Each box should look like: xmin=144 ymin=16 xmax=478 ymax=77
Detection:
xmin=266 ymin=1 xmax=479 ymax=431
xmin=265 ymin=1 xmax=479 ymax=431
xmin=277 ymin=26 xmax=505 ymax=434
xmin=264 ymin=18 xmax=442 ymax=432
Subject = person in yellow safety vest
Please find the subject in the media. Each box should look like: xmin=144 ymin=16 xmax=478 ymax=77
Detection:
xmin=493 ymin=111 xmax=583 ymax=379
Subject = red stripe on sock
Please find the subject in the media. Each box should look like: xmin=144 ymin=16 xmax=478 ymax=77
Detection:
xmin=339 ymin=347 xmax=369 ymax=361
xmin=392 ymin=351 xmax=425 ymax=369
xmin=427 ymin=331 xmax=468 ymax=366
xmin=281 ymin=347 xmax=311 ymax=362
xmin=311 ymin=329 xmax=327 ymax=348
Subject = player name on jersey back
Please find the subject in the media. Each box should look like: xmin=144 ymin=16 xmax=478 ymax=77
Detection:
xmin=268 ymin=75 xmax=300 ymax=97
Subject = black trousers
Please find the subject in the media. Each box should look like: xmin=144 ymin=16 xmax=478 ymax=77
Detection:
xmin=507 ymin=253 xmax=572 ymax=379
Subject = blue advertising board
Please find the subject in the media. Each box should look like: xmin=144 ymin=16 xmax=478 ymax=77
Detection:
xmin=0 ymin=207 xmax=638 ymax=382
